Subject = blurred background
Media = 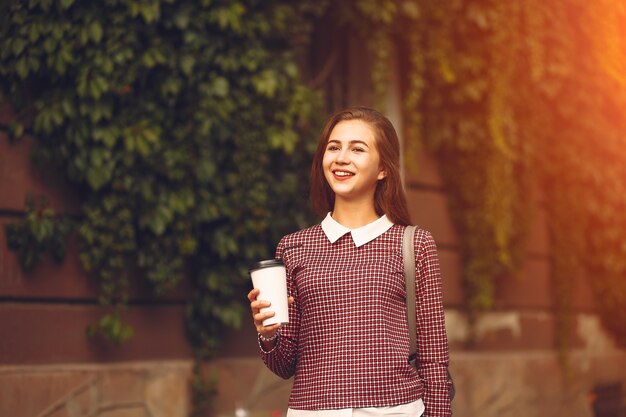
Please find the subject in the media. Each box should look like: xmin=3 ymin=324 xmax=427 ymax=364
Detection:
xmin=1 ymin=1 xmax=625 ymax=417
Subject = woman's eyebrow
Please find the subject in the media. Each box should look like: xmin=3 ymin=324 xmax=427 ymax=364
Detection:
xmin=327 ymin=139 xmax=370 ymax=147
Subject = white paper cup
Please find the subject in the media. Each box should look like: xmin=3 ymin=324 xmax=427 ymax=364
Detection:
xmin=249 ymin=259 xmax=289 ymax=326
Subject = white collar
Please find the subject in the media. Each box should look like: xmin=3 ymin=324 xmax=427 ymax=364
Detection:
xmin=321 ymin=212 xmax=394 ymax=247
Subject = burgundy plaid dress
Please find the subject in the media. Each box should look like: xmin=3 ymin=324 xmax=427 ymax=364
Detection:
xmin=260 ymin=214 xmax=451 ymax=417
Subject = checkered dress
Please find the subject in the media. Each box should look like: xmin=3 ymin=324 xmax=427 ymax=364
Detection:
xmin=260 ymin=223 xmax=451 ymax=417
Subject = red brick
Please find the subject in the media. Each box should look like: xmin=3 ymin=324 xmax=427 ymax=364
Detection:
xmin=0 ymin=133 xmax=80 ymax=214
xmin=405 ymin=149 xmax=445 ymax=188
xmin=406 ymin=189 xmax=459 ymax=247
xmin=0 ymin=303 xmax=192 ymax=364
xmin=0 ymin=219 xmax=192 ymax=303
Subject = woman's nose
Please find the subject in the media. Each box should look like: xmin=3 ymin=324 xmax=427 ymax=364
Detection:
xmin=336 ymin=148 xmax=350 ymax=163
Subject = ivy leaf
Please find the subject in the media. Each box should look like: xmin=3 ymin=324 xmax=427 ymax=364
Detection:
xmin=59 ymin=0 xmax=75 ymax=10
xmin=89 ymin=21 xmax=103 ymax=43
xmin=12 ymin=37 xmax=27 ymax=55
xmin=252 ymin=69 xmax=278 ymax=98
xmin=173 ymin=7 xmax=191 ymax=29
xmin=268 ymin=128 xmax=297 ymax=154
xmin=180 ymin=55 xmax=195 ymax=76
xmin=212 ymin=3 xmax=246 ymax=31
xmin=210 ymin=77 xmax=229 ymax=97
xmin=15 ymin=57 xmax=29 ymax=78
xmin=86 ymin=167 xmax=107 ymax=190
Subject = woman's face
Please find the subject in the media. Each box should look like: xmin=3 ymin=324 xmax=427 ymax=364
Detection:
xmin=322 ymin=120 xmax=386 ymax=205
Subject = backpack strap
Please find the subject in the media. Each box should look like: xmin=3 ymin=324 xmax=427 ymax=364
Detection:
xmin=402 ymin=225 xmax=418 ymax=364
xmin=403 ymin=225 xmax=456 ymax=400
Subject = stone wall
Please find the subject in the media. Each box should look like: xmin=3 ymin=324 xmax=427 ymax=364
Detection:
xmin=0 ymin=361 xmax=192 ymax=417
xmin=206 ymin=311 xmax=626 ymax=417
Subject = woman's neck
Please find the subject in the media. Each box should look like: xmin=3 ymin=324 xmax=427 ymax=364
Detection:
xmin=331 ymin=200 xmax=380 ymax=229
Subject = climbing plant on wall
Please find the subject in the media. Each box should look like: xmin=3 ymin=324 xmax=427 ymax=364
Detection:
xmin=0 ymin=0 xmax=326 ymax=353
xmin=416 ymin=1 xmax=534 ymax=317
xmin=400 ymin=0 xmax=626 ymax=350
xmin=525 ymin=0 xmax=626 ymax=350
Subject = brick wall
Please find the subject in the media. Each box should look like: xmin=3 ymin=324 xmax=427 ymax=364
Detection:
xmin=0 ymin=107 xmax=196 ymax=417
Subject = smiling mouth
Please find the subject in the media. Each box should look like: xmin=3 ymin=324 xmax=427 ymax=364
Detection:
xmin=333 ymin=170 xmax=355 ymax=177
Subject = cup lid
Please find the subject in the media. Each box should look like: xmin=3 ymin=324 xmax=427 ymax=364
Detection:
xmin=249 ymin=258 xmax=284 ymax=272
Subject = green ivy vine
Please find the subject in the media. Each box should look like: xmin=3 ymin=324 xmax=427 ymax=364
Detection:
xmin=0 ymin=2 xmax=326 ymax=410
xmin=412 ymin=1 xmax=534 ymax=319
xmin=399 ymin=0 xmax=626 ymax=353
xmin=527 ymin=0 xmax=626 ymax=351
xmin=5 ymin=194 xmax=73 ymax=270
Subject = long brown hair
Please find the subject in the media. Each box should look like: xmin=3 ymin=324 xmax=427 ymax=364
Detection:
xmin=309 ymin=107 xmax=411 ymax=226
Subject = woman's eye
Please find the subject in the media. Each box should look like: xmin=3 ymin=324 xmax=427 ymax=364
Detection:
xmin=353 ymin=147 xmax=365 ymax=153
xmin=327 ymin=145 xmax=340 ymax=151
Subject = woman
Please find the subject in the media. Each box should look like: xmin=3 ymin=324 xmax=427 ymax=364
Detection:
xmin=248 ymin=107 xmax=452 ymax=417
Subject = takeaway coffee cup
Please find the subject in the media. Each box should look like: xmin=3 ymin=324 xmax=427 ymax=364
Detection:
xmin=249 ymin=259 xmax=289 ymax=326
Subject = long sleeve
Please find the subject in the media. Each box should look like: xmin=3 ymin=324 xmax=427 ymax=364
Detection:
xmin=415 ymin=230 xmax=452 ymax=417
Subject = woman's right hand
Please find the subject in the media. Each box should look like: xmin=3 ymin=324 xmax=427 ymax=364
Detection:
xmin=248 ymin=288 xmax=295 ymax=349
xmin=247 ymin=288 xmax=294 ymax=346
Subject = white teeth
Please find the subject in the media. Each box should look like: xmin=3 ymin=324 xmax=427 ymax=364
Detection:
xmin=335 ymin=171 xmax=353 ymax=177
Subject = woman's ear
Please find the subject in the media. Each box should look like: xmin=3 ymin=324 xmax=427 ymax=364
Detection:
xmin=377 ymin=169 xmax=387 ymax=180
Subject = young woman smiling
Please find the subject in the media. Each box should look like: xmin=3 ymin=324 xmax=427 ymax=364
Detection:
xmin=248 ymin=107 xmax=452 ymax=417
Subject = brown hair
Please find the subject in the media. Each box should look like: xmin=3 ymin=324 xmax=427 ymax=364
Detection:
xmin=309 ymin=107 xmax=411 ymax=226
